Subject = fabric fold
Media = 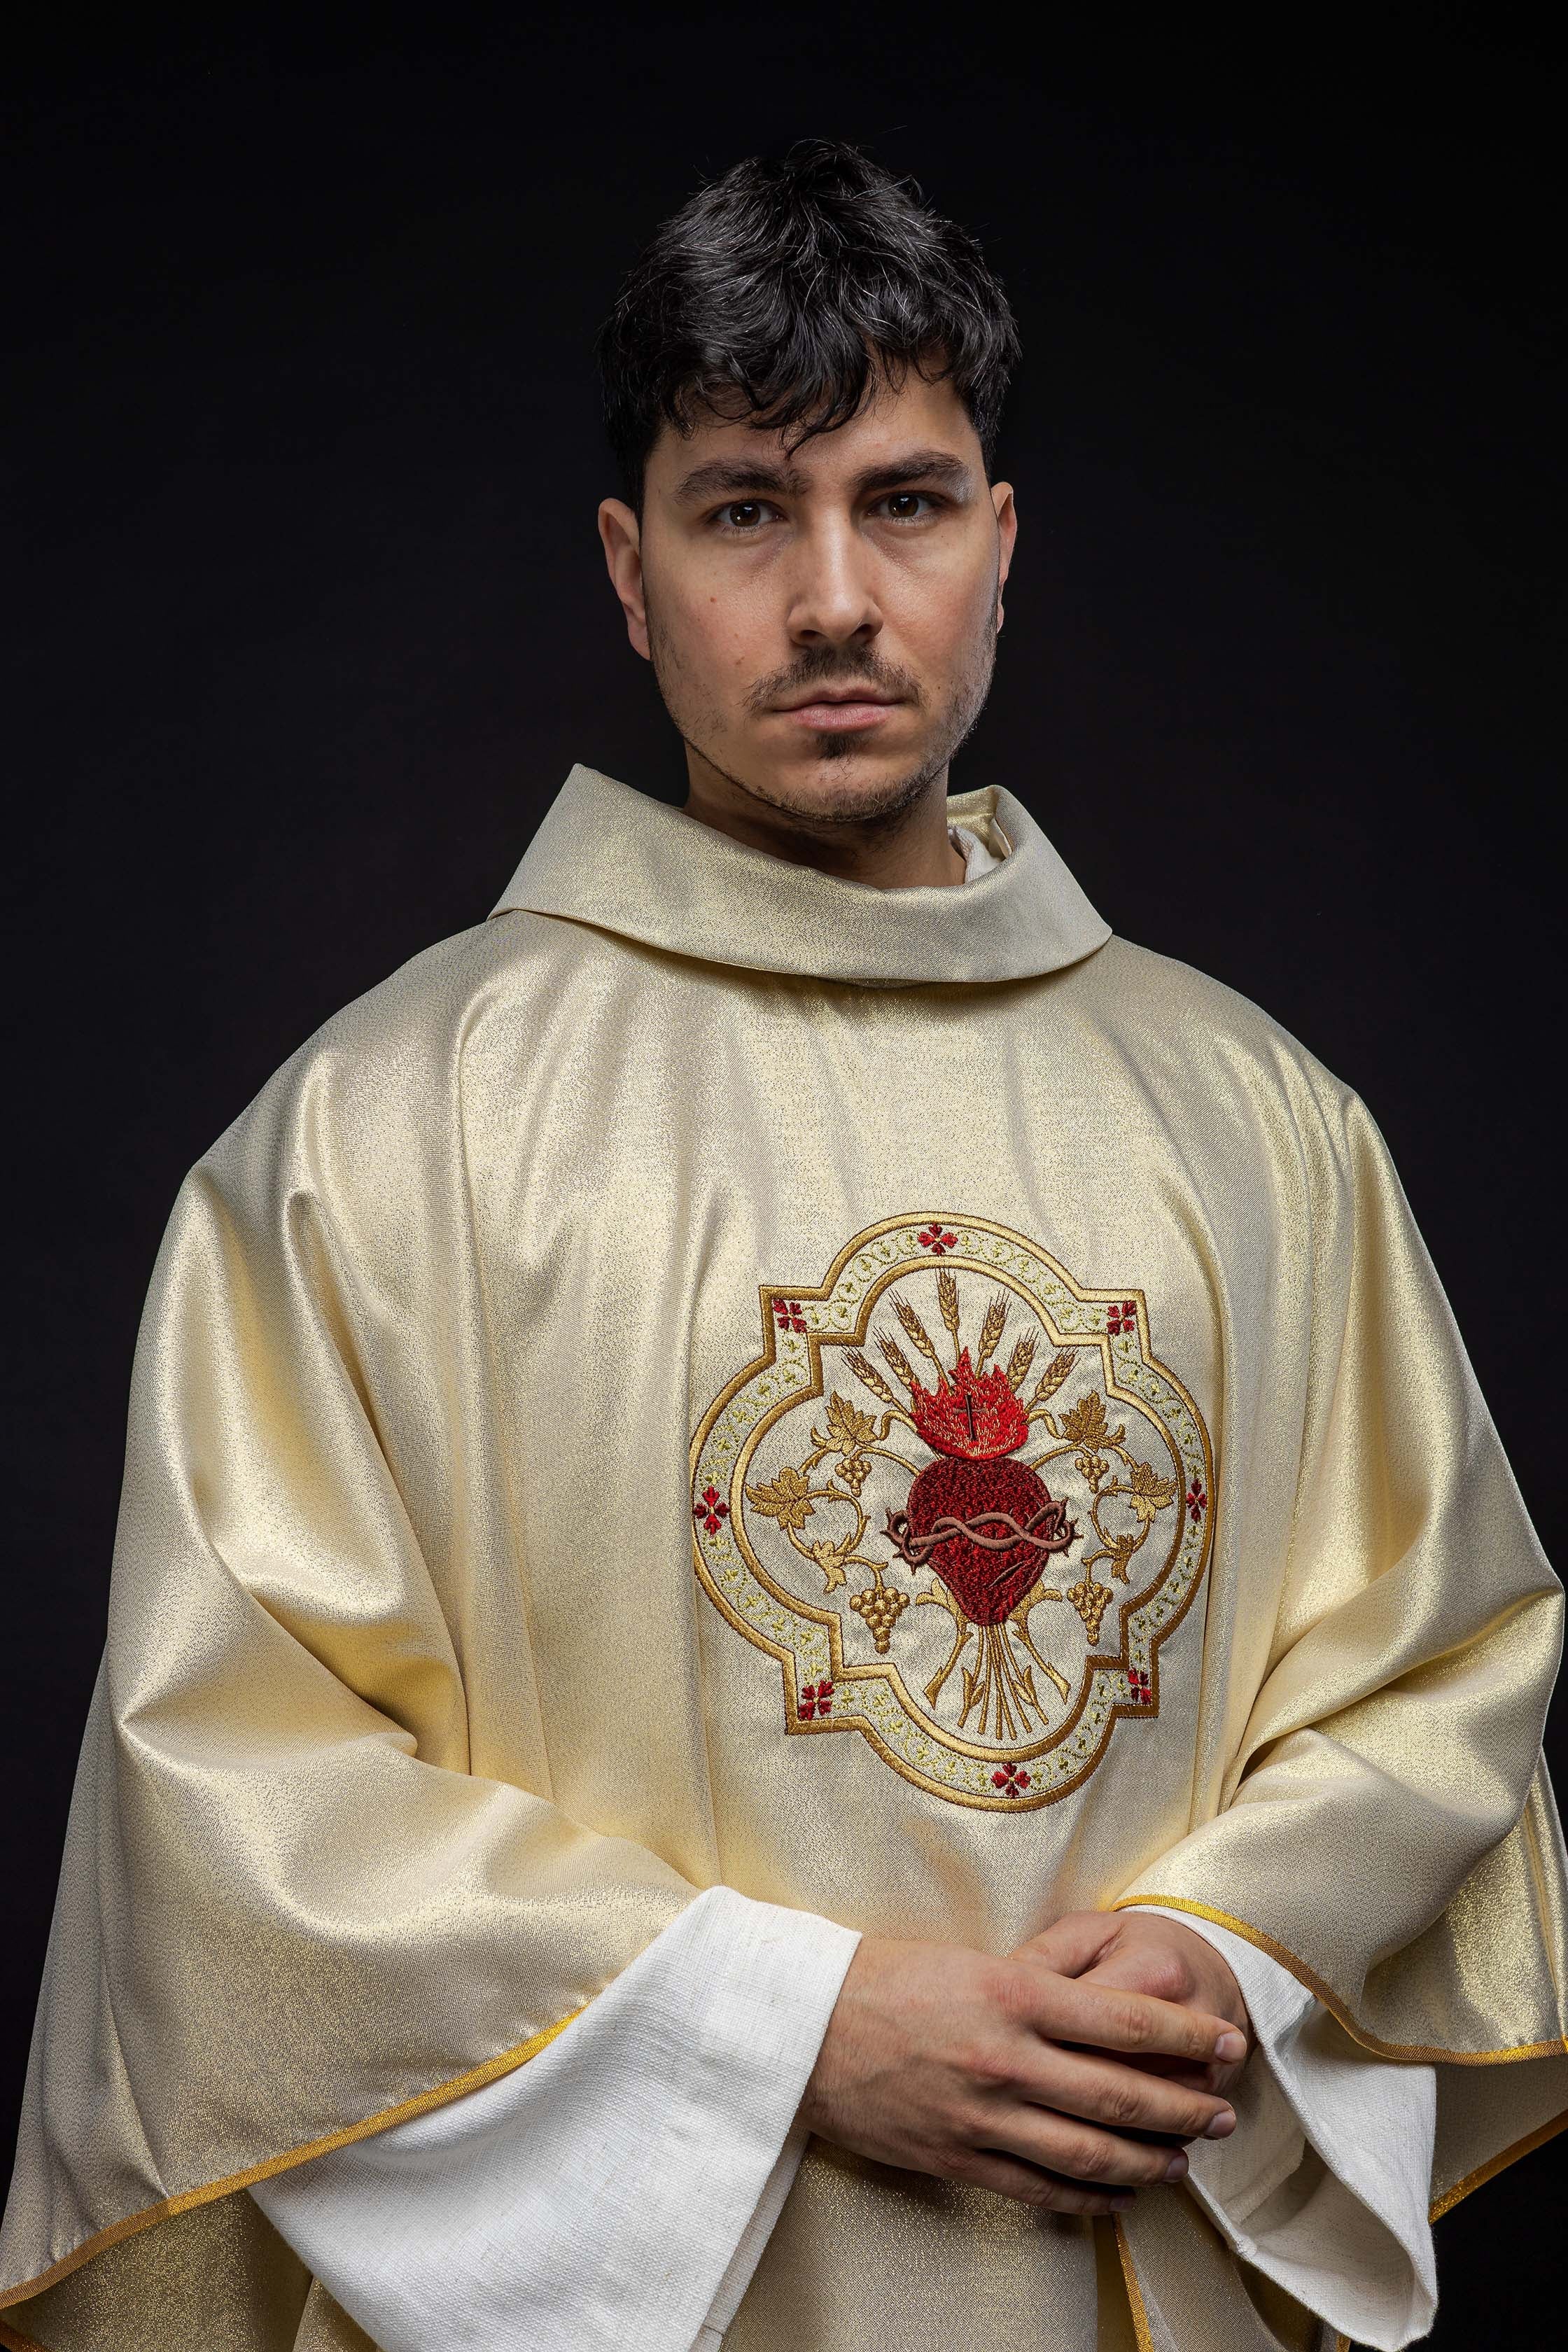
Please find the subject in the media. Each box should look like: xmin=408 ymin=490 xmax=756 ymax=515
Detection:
xmin=1155 ymin=1909 xmax=1436 ymax=2349
xmin=253 ymin=1888 xmax=859 ymax=2352
xmin=489 ymin=766 xmax=1108 ymax=986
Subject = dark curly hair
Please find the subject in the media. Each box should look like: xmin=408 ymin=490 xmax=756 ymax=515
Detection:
xmin=597 ymin=139 xmax=1021 ymax=507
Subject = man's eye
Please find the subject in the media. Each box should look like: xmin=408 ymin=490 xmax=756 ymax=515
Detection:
xmin=879 ymin=491 xmax=932 ymax=521
xmin=718 ymin=501 xmax=771 ymax=529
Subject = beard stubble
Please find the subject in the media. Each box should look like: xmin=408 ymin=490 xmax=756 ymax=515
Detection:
xmin=645 ymin=578 xmax=1000 ymax=832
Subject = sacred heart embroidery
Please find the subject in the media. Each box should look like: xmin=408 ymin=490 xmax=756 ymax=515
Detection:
xmin=690 ymin=1214 xmax=1214 ymax=1809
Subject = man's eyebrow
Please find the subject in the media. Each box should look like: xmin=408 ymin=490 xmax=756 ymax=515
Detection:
xmin=671 ymin=448 xmax=976 ymax=507
xmin=672 ymin=458 xmax=811 ymax=505
xmin=848 ymin=449 xmax=974 ymax=498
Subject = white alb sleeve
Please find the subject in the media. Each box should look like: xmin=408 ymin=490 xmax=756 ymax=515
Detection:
xmin=1139 ymin=1906 xmax=1437 ymax=2351
xmin=251 ymin=1885 xmax=859 ymax=2352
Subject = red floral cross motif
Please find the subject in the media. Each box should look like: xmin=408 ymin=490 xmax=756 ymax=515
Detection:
xmin=918 ymin=1226 xmax=958 ymax=1254
xmin=773 ymin=1299 xmax=808 ymax=1334
xmin=1127 ymin=1667 xmax=1152 ymax=1706
xmin=991 ymin=1763 xmax=1032 ymax=1795
xmin=1107 ymin=1301 xmax=1138 ymax=1336
xmin=1185 ymin=1480 xmax=1208 ymax=1522
xmin=799 ymin=1679 xmax=834 ymax=1720
xmin=694 ymin=1485 xmax=729 ymax=1536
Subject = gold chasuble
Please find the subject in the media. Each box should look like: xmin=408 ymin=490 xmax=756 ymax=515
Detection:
xmin=3 ymin=765 xmax=1564 ymax=2352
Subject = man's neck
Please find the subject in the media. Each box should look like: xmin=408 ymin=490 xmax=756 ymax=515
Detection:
xmin=681 ymin=752 xmax=969 ymax=891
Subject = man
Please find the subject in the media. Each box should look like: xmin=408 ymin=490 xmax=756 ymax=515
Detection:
xmin=1 ymin=139 xmax=1562 ymax=2352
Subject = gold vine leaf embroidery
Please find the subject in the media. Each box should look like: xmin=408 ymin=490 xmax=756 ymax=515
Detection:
xmin=1123 ymin=1458 xmax=1179 ymax=1523
xmin=1100 ymin=1534 xmax=1142 ymax=1583
xmin=806 ymin=1530 xmax=860 ymax=1592
xmin=746 ymin=1464 xmax=816 ymax=1533
xmin=806 ymin=1392 xmax=897 ymax=1495
xmin=1058 ymin=1390 xmax=1126 ymax=1452
xmin=818 ymin=1392 xmax=881 ymax=1452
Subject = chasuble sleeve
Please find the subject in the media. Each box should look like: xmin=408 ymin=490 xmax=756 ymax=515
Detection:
xmin=250 ymin=1887 xmax=858 ymax=2352
xmin=1157 ymin=1911 xmax=1437 ymax=2351
xmin=1118 ymin=1085 xmax=1567 ymax=2199
xmin=0 ymin=988 xmax=713 ymax=2333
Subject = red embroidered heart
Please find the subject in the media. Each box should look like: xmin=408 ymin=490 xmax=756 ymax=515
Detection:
xmin=904 ymin=1455 xmax=1074 ymax=1624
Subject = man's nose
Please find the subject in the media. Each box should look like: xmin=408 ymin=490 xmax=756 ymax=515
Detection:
xmin=784 ymin=520 xmax=883 ymax=649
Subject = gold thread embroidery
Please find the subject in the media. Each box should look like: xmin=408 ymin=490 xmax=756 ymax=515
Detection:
xmin=689 ymin=1214 xmax=1215 ymax=1811
xmin=1112 ymin=1897 xmax=1568 ymax=2066
xmin=0 ymin=2007 xmax=584 ymax=2314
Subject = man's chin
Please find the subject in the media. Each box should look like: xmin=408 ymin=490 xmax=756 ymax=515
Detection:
xmin=713 ymin=741 xmax=939 ymax=830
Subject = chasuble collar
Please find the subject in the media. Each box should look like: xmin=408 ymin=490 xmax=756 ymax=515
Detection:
xmin=489 ymin=764 xmax=1110 ymax=986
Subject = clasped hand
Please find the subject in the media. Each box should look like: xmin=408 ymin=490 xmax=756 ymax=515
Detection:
xmin=799 ymin=1910 xmax=1251 ymax=2216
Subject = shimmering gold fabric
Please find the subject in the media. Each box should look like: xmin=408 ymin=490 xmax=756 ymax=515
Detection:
xmin=1115 ymin=2197 xmax=1332 ymax=2352
xmin=724 ymin=2145 xmax=1101 ymax=2352
xmin=0 ymin=2195 xmax=307 ymax=2352
xmin=1 ymin=766 xmax=1562 ymax=2350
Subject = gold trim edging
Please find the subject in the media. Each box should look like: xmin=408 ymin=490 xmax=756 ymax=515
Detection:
xmin=1114 ymin=2105 xmax=1568 ymax=2352
xmin=0 ymin=2006 xmax=583 ymax=2316
xmin=3 ymin=2044 xmax=1561 ymax=2352
xmin=1427 ymin=2106 xmax=1568 ymax=2220
xmin=1112 ymin=1896 xmax=1568 ymax=2066
xmin=1113 ymin=2215 xmax=1156 ymax=2352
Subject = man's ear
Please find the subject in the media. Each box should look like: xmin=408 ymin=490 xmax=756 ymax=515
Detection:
xmin=598 ymin=498 xmax=650 ymax=661
xmin=991 ymin=481 xmax=1017 ymax=632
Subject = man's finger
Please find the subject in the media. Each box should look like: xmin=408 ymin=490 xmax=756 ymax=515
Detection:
xmin=1011 ymin=2045 xmax=1236 ymax=2142
xmin=1102 ymin=2050 xmax=1240 ymax=2095
xmin=993 ymin=2105 xmax=1198 ymax=2189
xmin=1015 ymin=1912 xmax=1119 ymax=1979
xmin=1011 ymin=1963 xmax=1246 ymax=2067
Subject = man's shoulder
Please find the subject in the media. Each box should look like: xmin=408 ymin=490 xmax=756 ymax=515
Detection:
xmin=296 ymin=906 xmax=560 ymax=1061
xmin=198 ymin=908 xmax=574 ymax=1184
xmin=1082 ymin=934 xmax=1359 ymax=1140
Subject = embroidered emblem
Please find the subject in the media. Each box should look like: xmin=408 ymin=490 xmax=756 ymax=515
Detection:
xmin=690 ymin=1214 xmax=1214 ymax=1810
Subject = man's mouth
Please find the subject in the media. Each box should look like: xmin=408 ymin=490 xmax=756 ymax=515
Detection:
xmin=773 ymin=687 xmax=905 ymax=732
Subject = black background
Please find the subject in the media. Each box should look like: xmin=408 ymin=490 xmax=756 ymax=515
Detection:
xmin=4 ymin=8 xmax=1564 ymax=2341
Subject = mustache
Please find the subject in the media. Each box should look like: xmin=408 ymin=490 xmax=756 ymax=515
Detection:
xmin=743 ymin=647 xmax=923 ymax=715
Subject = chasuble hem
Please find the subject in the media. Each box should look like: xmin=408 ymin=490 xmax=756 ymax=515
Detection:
xmin=0 ymin=2008 xmax=584 ymax=2315
xmin=1426 ymin=2104 xmax=1568 ymax=2219
xmin=1112 ymin=1898 xmax=1568 ymax=2066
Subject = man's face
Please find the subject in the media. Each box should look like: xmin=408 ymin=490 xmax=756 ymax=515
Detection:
xmin=599 ymin=370 xmax=1016 ymax=827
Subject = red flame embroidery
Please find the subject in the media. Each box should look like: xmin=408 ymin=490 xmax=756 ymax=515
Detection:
xmin=908 ymin=1348 xmax=1030 ymax=1461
